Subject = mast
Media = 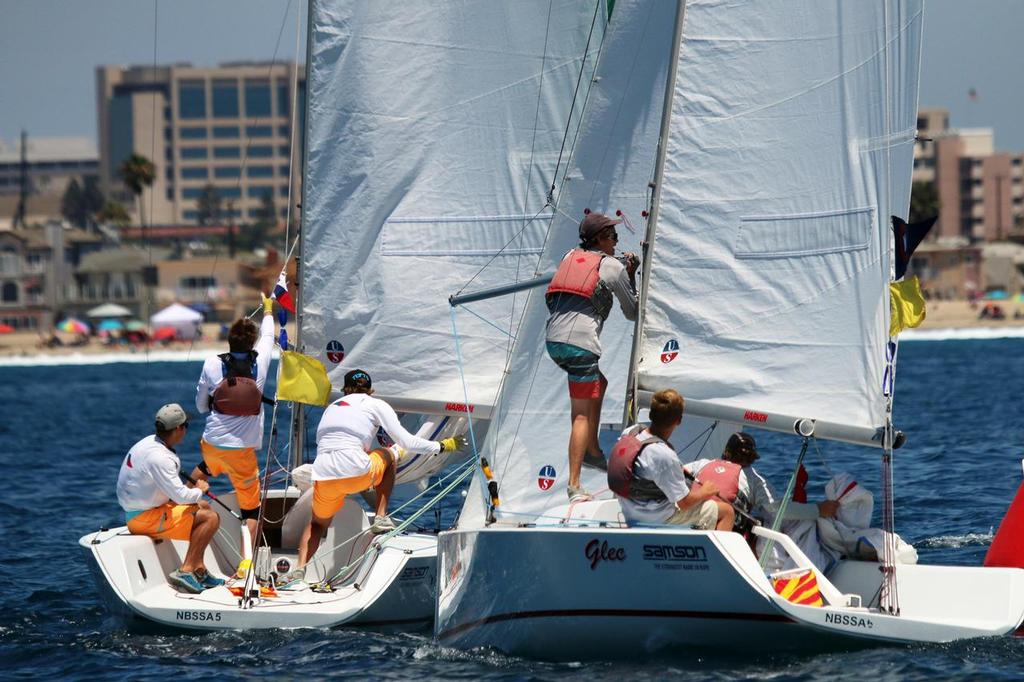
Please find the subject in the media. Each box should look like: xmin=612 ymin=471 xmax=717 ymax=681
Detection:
xmin=622 ymin=0 xmax=687 ymax=425
xmin=288 ymin=0 xmax=315 ymax=470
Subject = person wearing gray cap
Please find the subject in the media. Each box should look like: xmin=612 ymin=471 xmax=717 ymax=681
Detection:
xmin=115 ymin=403 xmax=224 ymax=594
xmin=545 ymin=212 xmax=639 ymax=502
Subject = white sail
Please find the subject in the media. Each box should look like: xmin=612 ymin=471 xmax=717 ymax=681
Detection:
xmin=301 ymin=0 xmax=608 ymax=412
xmin=637 ymin=0 xmax=924 ymax=434
xmin=460 ymin=0 xmax=689 ymax=528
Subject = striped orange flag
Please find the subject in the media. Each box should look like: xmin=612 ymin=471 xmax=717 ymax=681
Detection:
xmin=772 ymin=570 xmax=824 ymax=607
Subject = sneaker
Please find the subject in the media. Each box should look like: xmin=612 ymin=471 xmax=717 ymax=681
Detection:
xmin=194 ymin=569 xmax=225 ymax=589
xmin=567 ymin=485 xmax=592 ymax=503
xmin=370 ymin=515 xmax=396 ymax=534
xmin=582 ymin=451 xmax=608 ymax=472
xmin=278 ymin=568 xmax=306 ymax=590
xmin=169 ymin=569 xmax=204 ymax=594
xmin=235 ymin=558 xmax=252 ymax=579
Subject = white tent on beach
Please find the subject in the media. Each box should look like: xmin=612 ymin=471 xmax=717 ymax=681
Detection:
xmin=149 ymin=303 xmax=203 ymax=340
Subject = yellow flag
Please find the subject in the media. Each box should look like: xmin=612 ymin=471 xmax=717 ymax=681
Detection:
xmin=890 ymin=275 xmax=927 ymax=337
xmin=277 ymin=351 xmax=332 ymax=406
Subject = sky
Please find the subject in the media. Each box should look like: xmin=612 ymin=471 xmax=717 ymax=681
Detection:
xmin=2 ymin=0 xmax=1023 ymax=151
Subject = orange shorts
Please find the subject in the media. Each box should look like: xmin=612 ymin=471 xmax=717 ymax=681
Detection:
xmin=312 ymin=450 xmax=388 ymax=520
xmin=127 ymin=502 xmax=198 ymax=541
xmin=200 ymin=440 xmax=261 ymax=511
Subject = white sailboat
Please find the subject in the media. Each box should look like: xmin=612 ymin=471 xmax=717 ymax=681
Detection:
xmin=79 ymin=0 xmax=609 ymax=630
xmin=435 ymin=0 xmax=1024 ymax=658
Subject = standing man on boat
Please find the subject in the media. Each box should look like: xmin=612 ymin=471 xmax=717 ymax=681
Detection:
xmin=546 ymin=212 xmax=638 ymax=502
xmin=609 ymin=389 xmax=734 ymax=530
xmin=191 ymin=294 xmax=277 ymax=576
xmin=116 ymin=403 xmax=224 ymax=594
xmin=286 ymin=369 xmax=464 ymax=584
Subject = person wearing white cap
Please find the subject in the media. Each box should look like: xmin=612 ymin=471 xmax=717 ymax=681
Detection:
xmin=116 ymin=403 xmax=224 ymax=594
xmin=545 ymin=212 xmax=639 ymax=502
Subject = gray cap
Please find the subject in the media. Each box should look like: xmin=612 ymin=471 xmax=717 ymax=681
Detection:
xmin=155 ymin=403 xmax=188 ymax=430
xmin=578 ymin=211 xmax=621 ymax=241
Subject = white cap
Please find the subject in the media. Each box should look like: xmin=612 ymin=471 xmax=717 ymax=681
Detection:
xmin=155 ymin=403 xmax=188 ymax=430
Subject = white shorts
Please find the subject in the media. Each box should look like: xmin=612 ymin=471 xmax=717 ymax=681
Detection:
xmin=665 ymin=499 xmax=718 ymax=530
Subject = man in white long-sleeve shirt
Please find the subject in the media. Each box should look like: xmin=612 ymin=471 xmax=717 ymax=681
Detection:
xmin=116 ymin=403 xmax=222 ymax=594
xmin=191 ymin=295 xmax=276 ymax=573
xmin=290 ymin=369 xmax=463 ymax=581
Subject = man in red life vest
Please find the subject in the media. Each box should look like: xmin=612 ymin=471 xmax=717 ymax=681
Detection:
xmin=546 ymin=212 xmax=638 ymax=502
xmin=608 ymin=389 xmax=734 ymax=529
xmin=687 ymin=432 xmax=839 ymax=524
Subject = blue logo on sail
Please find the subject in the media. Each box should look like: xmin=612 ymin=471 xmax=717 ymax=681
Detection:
xmin=661 ymin=339 xmax=679 ymax=364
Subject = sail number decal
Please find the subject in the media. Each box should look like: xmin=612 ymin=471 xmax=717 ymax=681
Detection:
xmin=176 ymin=610 xmax=222 ymax=622
xmin=326 ymin=340 xmax=345 ymax=364
xmin=660 ymin=339 xmax=679 ymax=364
xmin=537 ymin=465 xmax=556 ymax=491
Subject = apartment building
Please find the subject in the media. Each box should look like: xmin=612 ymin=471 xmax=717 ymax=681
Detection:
xmin=0 ymin=136 xmax=99 ymax=229
xmin=96 ymin=62 xmax=305 ymax=226
xmin=912 ymin=107 xmax=1024 ymax=243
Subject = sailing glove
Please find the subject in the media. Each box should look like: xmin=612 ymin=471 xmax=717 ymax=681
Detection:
xmin=261 ymin=292 xmax=275 ymax=315
xmin=439 ymin=435 xmax=469 ymax=454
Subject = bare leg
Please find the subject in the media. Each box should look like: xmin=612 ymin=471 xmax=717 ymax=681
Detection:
xmin=180 ymin=504 xmax=220 ymax=573
xmin=568 ymin=396 xmax=595 ymax=488
xmin=585 ymin=374 xmax=607 ymax=457
xmin=373 ymin=449 xmax=395 ymax=517
xmin=714 ymin=501 xmax=735 ymax=532
xmin=298 ymin=515 xmax=332 ymax=568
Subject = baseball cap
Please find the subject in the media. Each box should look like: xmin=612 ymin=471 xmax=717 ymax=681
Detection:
xmin=344 ymin=369 xmax=372 ymax=390
xmin=578 ymin=211 xmax=621 ymax=241
xmin=155 ymin=403 xmax=188 ymax=430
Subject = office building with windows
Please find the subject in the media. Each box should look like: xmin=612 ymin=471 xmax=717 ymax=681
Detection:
xmin=96 ymin=62 xmax=305 ymax=226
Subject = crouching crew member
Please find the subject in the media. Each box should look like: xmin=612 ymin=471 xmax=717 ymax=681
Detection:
xmin=286 ymin=370 xmax=465 ymax=585
xmin=609 ymin=389 xmax=734 ymax=531
xmin=116 ymin=403 xmax=223 ymax=594
xmin=192 ymin=294 xmax=277 ymax=575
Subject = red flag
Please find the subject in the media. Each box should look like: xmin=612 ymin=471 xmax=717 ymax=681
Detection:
xmin=272 ymin=271 xmax=295 ymax=313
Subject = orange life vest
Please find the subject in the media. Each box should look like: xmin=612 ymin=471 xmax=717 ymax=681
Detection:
xmin=694 ymin=459 xmax=742 ymax=503
xmin=545 ymin=249 xmax=612 ymax=319
xmin=608 ymin=431 xmax=669 ymax=502
xmin=212 ymin=351 xmax=263 ymax=416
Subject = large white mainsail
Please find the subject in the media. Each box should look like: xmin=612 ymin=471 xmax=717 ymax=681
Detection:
xmin=301 ymin=1 xmax=608 ymax=414
xmin=637 ymin=0 xmax=923 ymax=437
xmin=459 ymin=0 xmax=699 ymax=528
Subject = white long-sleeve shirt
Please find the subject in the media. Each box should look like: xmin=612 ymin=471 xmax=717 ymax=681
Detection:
xmin=313 ymin=392 xmax=440 ymax=481
xmin=195 ymin=314 xmax=275 ymax=449
xmin=688 ymin=459 xmax=820 ymax=522
xmin=116 ymin=435 xmax=203 ymax=514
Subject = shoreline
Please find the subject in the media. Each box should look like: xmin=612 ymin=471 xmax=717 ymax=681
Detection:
xmin=2 ymin=302 xmax=1022 ymax=367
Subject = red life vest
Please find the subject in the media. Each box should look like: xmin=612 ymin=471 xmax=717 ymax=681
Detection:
xmin=608 ymin=431 xmax=669 ymax=503
xmin=694 ymin=459 xmax=742 ymax=503
xmin=212 ymin=351 xmax=263 ymax=416
xmin=546 ymin=249 xmax=612 ymax=319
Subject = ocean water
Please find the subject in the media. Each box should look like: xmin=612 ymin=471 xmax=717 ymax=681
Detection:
xmin=1 ymin=338 xmax=1022 ymax=680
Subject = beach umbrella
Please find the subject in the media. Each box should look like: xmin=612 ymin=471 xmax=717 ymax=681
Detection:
xmin=98 ymin=319 xmax=125 ymax=331
xmin=151 ymin=326 xmax=178 ymax=341
xmin=86 ymin=303 xmax=132 ymax=318
xmin=0 ymin=323 xmax=13 ymax=334
xmin=58 ymin=318 xmax=89 ymax=334
xmin=124 ymin=320 xmax=147 ymax=332
xmin=983 ymin=290 xmax=1009 ymax=301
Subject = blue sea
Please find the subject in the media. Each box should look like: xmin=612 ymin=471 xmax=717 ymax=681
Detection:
xmin=1 ymin=338 xmax=1022 ymax=680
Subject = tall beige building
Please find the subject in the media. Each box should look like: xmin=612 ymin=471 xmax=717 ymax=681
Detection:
xmin=912 ymin=106 xmax=1023 ymax=242
xmin=96 ymin=62 xmax=305 ymax=226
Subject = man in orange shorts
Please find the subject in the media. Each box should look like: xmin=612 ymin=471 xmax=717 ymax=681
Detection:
xmin=286 ymin=369 xmax=464 ymax=585
xmin=116 ymin=403 xmax=223 ymax=594
xmin=192 ymin=294 xmax=276 ymax=574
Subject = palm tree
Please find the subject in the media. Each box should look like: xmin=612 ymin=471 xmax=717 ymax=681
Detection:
xmin=118 ymin=153 xmax=156 ymax=234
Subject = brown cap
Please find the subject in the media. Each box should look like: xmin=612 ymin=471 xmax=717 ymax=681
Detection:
xmin=578 ymin=212 xmax=621 ymax=242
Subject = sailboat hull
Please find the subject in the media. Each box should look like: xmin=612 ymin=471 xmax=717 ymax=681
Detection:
xmin=79 ymin=489 xmax=437 ymax=630
xmin=435 ymin=525 xmax=1024 ymax=659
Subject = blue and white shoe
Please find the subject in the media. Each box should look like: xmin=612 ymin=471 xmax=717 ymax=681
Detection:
xmin=168 ymin=569 xmax=204 ymax=594
xmin=195 ymin=569 xmax=225 ymax=589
